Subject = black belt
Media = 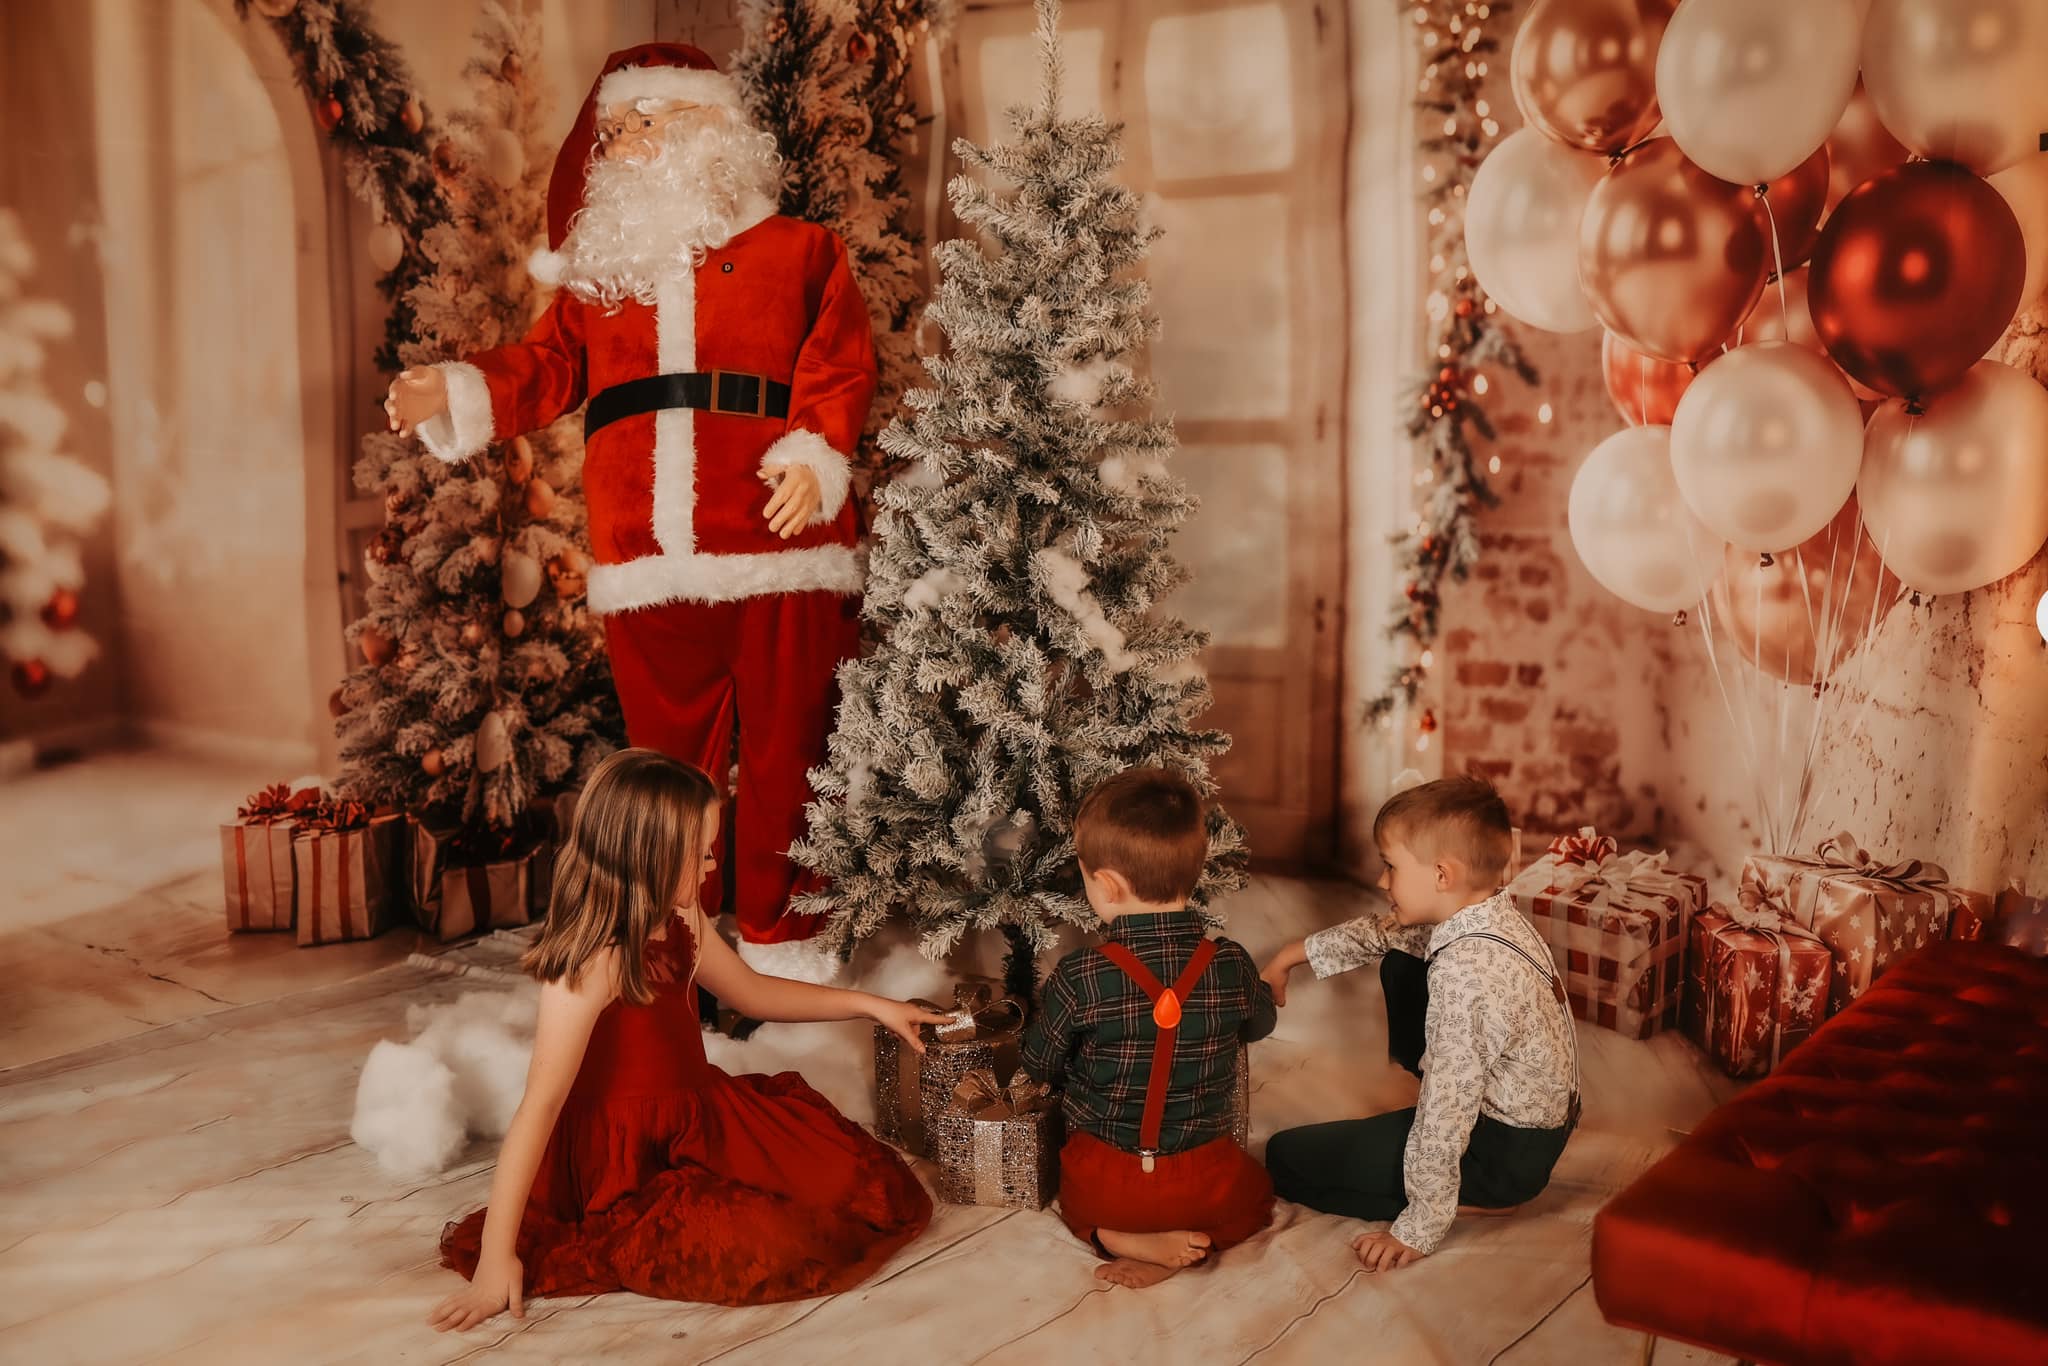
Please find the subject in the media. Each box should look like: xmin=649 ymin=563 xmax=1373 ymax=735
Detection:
xmin=584 ymin=370 xmax=791 ymax=438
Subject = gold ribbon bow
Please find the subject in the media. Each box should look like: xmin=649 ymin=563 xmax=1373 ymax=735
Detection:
xmin=950 ymin=1067 xmax=1053 ymax=1122
xmin=928 ymin=981 xmax=1026 ymax=1043
xmin=1813 ymin=830 xmax=1950 ymax=892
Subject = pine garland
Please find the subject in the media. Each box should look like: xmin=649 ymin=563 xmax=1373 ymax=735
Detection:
xmin=333 ymin=3 xmax=621 ymax=830
xmin=790 ymin=0 xmax=1246 ymax=976
xmin=732 ymin=0 xmax=953 ymax=518
xmin=1363 ymin=0 xmax=1539 ymax=735
xmin=234 ymin=0 xmax=448 ymax=370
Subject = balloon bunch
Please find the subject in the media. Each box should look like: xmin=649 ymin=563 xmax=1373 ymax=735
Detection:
xmin=1469 ymin=0 xmax=2048 ymax=848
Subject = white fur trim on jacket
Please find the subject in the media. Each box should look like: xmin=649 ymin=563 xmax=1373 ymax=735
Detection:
xmin=528 ymin=246 xmax=567 ymax=288
xmin=585 ymin=273 xmax=863 ymax=613
xmin=416 ymin=362 xmax=493 ymax=463
xmin=736 ymin=934 xmax=843 ymax=985
xmin=596 ymin=65 xmax=742 ymax=115
xmin=760 ymin=429 xmax=852 ymax=527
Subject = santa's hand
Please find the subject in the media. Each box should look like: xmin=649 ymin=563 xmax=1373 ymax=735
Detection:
xmin=760 ymin=463 xmax=821 ymax=538
xmin=385 ymin=367 xmax=448 ymax=439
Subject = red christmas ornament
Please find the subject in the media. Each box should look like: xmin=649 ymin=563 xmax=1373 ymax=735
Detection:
xmin=327 ymin=685 xmax=349 ymax=719
xmin=1455 ymin=298 xmax=1476 ymax=319
xmin=1418 ymin=708 xmax=1438 ymax=734
xmin=358 ymin=624 xmax=397 ymax=667
xmin=432 ymin=140 xmax=461 ymax=179
xmin=1438 ymin=366 xmax=1459 ymax=386
xmin=11 ymin=659 xmax=51 ymax=698
xmin=847 ymin=31 xmax=878 ymax=64
xmin=41 ymin=587 xmax=80 ymax=630
xmin=399 ymin=96 xmax=424 ymax=136
xmin=315 ymin=89 xmax=345 ymax=134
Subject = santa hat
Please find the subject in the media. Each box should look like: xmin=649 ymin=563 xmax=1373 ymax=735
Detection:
xmin=539 ymin=44 xmax=745 ymax=256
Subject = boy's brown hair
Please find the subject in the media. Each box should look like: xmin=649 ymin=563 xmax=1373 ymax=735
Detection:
xmin=1074 ymin=767 xmax=1211 ymax=904
xmin=1373 ymin=775 xmax=1515 ymax=889
xmin=523 ymin=747 xmax=721 ymax=1005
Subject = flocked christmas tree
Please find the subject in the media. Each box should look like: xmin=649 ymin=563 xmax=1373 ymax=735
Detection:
xmin=334 ymin=2 xmax=621 ymax=831
xmin=791 ymin=0 xmax=1245 ymax=985
xmin=0 ymin=210 xmax=110 ymax=700
xmin=733 ymin=0 xmax=952 ymax=516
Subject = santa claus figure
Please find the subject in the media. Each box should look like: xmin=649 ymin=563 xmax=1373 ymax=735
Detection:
xmin=385 ymin=45 xmax=872 ymax=982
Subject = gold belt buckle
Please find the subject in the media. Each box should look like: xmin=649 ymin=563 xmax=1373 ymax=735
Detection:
xmin=705 ymin=367 xmax=767 ymax=418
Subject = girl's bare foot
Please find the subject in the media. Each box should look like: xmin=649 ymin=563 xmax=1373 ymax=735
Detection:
xmin=1095 ymin=1228 xmax=1212 ymax=1277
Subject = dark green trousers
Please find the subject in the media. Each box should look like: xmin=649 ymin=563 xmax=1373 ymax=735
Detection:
xmin=1265 ymin=952 xmax=1572 ymax=1219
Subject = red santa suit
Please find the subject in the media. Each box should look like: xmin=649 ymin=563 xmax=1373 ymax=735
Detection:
xmin=416 ymin=46 xmax=871 ymax=980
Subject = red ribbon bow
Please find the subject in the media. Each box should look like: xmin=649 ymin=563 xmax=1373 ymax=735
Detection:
xmin=1547 ymin=827 xmax=1618 ymax=868
xmin=237 ymin=783 xmax=322 ymax=824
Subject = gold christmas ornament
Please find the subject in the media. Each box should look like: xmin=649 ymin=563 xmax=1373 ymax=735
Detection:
xmin=399 ymin=96 xmax=424 ymax=135
xmin=475 ymin=712 xmax=512 ymax=773
xmin=500 ymin=51 xmax=523 ymax=85
xmin=484 ymin=128 xmax=525 ymax=187
xmin=421 ymin=747 xmax=446 ymax=776
xmin=545 ymin=548 xmax=588 ymax=600
xmin=367 ymin=221 xmax=404 ymax=272
xmin=327 ymin=685 xmax=349 ymax=718
xmin=501 ymin=550 xmax=543 ymax=608
xmin=459 ymin=620 xmax=488 ymax=649
xmin=523 ymin=475 xmax=557 ymax=519
xmin=502 ymin=607 xmax=527 ymax=638
xmin=504 ymin=435 xmax=535 ymax=484
xmin=358 ymin=624 xmax=396 ymax=666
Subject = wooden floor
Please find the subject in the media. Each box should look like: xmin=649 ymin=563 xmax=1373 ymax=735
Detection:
xmin=0 ymin=751 xmax=1741 ymax=1365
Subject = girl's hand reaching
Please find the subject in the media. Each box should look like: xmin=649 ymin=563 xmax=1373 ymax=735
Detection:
xmin=429 ymin=1250 xmax=524 ymax=1332
xmin=865 ymin=997 xmax=959 ymax=1055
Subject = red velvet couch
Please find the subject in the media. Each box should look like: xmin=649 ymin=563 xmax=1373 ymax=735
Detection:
xmin=1593 ymin=941 xmax=2048 ymax=1365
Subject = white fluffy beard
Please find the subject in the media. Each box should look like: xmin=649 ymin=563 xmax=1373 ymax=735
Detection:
xmin=554 ymin=115 xmax=782 ymax=309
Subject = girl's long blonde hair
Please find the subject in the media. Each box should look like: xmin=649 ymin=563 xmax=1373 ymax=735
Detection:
xmin=522 ymin=748 xmax=720 ymax=1006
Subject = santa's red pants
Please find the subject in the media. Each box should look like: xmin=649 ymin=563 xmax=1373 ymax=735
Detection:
xmin=602 ymin=589 xmax=860 ymax=947
xmin=1055 ymin=1130 xmax=1275 ymax=1255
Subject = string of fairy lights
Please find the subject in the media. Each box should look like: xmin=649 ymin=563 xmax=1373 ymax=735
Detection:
xmin=1364 ymin=0 xmax=1545 ymax=752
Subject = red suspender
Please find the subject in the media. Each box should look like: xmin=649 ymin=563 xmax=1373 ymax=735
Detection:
xmin=1096 ymin=938 xmax=1220 ymax=1173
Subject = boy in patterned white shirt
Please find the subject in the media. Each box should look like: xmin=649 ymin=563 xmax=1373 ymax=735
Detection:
xmin=1258 ymin=776 xmax=1580 ymax=1272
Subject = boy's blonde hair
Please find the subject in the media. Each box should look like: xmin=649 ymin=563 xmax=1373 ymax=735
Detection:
xmin=1075 ymin=767 xmax=1210 ymax=904
xmin=522 ymin=748 xmax=720 ymax=1005
xmin=1374 ymin=775 xmax=1514 ymax=888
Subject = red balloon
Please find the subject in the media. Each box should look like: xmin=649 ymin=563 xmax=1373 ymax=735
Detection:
xmin=11 ymin=659 xmax=52 ymax=698
xmin=1710 ymin=495 xmax=1900 ymax=685
xmin=1808 ymin=162 xmax=2026 ymax=400
xmin=1757 ymin=146 xmax=1830 ymax=275
xmin=1601 ymin=330 xmax=1699 ymax=425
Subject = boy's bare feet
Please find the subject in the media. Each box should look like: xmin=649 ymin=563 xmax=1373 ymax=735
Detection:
xmin=1093 ymin=1229 xmax=1211 ymax=1288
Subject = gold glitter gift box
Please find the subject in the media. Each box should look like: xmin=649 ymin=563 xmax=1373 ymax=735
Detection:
xmin=872 ymin=979 xmax=1024 ymax=1157
xmin=929 ymin=1068 xmax=1062 ymax=1209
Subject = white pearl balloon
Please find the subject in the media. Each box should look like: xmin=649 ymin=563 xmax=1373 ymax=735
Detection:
xmin=1859 ymin=361 xmax=2048 ymax=595
xmin=1465 ymin=128 xmax=1606 ymax=334
xmin=1656 ymin=0 xmax=1862 ymax=185
xmin=1568 ymin=425 xmax=1728 ymax=613
xmin=1671 ymin=341 xmax=1864 ymax=553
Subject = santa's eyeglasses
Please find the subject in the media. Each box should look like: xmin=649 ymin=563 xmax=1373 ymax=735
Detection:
xmin=593 ymin=102 xmax=708 ymax=150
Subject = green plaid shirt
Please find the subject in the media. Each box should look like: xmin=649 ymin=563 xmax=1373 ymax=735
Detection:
xmin=1020 ymin=910 xmax=1276 ymax=1155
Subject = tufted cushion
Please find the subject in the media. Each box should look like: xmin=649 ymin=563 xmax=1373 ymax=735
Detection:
xmin=1593 ymin=942 xmax=2048 ymax=1365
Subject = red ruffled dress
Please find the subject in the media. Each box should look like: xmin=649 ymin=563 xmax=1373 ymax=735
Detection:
xmin=440 ymin=925 xmax=931 ymax=1306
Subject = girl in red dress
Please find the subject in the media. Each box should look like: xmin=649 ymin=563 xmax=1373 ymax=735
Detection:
xmin=429 ymin=748 xmax=945 ymax=1331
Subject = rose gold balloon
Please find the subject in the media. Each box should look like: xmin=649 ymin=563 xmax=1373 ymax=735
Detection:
xmin=1579 ymin=139 xmax=1770 ymax=363
xmin=1601 ymin=330 xmax=1698 ymax=425
xmin=1710 ymin=494 xmax=1899 ymax=685
xmin=1756 ymin=146 xmax=1830 ymax=275
xmin=1509 ymin=0 xmax=1669 ymax=154
xmin=1738 ymin=268 xmax=1884 ymax=401
xmin=1808 ymin=161 xmax=2026 ymax=400
xmin=1824 ymin=83 xmax=1908 ymax=212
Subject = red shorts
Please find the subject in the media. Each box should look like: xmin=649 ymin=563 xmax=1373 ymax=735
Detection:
xmin=1056 ymin=1129 xmax=1274 ymax=1255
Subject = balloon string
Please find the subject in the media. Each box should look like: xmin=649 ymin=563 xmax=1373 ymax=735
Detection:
xmin=1786 ymin=541 xmax=1831 ymax=850
xmin=1760 ymin=192 xmax=1791 ymax=330
xmin=1695 ymin=589 xmax=1776 ymax=846
xmin=1765 ymin=560 xmax=1791 ymax=852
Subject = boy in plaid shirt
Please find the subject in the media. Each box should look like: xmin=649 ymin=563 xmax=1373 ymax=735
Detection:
xmin=1020 ymin=768 xmax=1276 ymax=1290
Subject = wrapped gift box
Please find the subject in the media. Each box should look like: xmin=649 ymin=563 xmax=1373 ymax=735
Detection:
xmin=1682 ymin=895 xmax=1835 ymax=1078
xmin=1743 ymin=831 xmax=1982 ymax=1014
xmin=1507 ymin=828 xmax=1708 ymax=1039
xmin=293 ymin=801 xmax=402 ymax=946
xmin=221 ymin=783 xmax=320 ymax=933
xmin=874 ymin=978 xmax=1024 ymax=1157
xmin=1227 ymin=1041 xmax=1250 ymax=1149
xmin=410 ymin=809 xmax=557 ymax=941
xmin=929 ymin=1068 xmax=1061 ymax=1209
